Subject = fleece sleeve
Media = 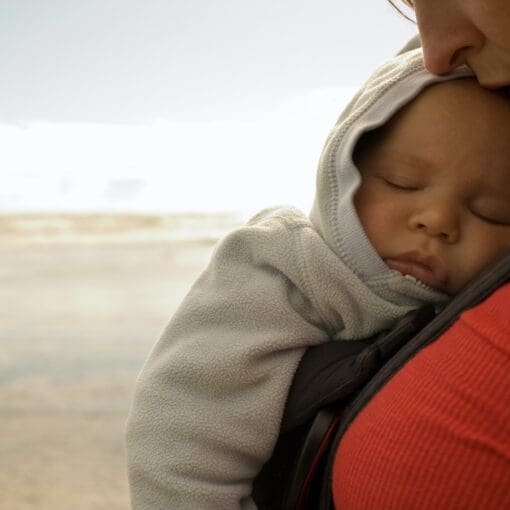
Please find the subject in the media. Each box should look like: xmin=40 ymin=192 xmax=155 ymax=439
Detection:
xmin=125 ymin=209 xmax=330 ymax=510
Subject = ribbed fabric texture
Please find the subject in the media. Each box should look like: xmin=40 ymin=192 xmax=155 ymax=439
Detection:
xmin=332 ymin=284 xmax=510 ymax=510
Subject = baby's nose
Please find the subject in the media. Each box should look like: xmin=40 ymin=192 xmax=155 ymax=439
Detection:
xmin=408 ymin=205 xmax=460 ymax=243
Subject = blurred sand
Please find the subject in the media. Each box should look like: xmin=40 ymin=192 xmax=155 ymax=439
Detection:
xmin=0 ymin=213 xmax=241 ymax=509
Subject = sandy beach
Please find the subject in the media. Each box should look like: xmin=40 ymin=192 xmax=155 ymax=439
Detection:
xmin=0 ymin=213 xmax=241 ymax=509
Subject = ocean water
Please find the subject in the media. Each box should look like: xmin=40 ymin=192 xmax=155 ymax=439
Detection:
xmin=0 ymin=213 xmax=243 ymax=509
xmin=0 ymin=211 xmax=245 ymax=244
xmin=0 ymin=213 xmax=245 ymax=411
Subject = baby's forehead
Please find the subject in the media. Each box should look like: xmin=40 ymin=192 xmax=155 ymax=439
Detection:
xmin=412 ymin=77 xmax=510 ymax=118
xmin=378 ymin=77 xmax=510 ymax=148
xmin=360 ymin=82 xmax=510 ymax=181
xmin=354 ymin=76 xmax=510 ymax=186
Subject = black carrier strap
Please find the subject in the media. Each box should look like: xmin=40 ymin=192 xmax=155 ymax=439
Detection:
xmin=316 ymin=251 xmax=510 ymax=510
xmin=252 ymin=250 xmax=510 ymax=510
xmin=252 ymin=306 xmax=435 ymax=510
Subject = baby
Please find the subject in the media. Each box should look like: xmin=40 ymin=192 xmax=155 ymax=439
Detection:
xmin=353 ymin=78 xmax=510 ymax=296
xmin=126 ymin=50 xmax=510 ymax=510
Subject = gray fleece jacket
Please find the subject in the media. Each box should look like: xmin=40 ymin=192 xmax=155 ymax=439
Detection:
xmin=126 ymin=48 xmax=471 ymax=509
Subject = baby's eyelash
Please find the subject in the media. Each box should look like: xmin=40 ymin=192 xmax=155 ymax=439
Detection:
xmin=471 ymin=210 xmax=510 ymax=227
xmin=381 ymin=178 xmax=419 ymax=191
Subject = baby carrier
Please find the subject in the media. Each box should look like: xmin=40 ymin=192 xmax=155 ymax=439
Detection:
xmin=252 ymin=251 xmax=510 ymax=510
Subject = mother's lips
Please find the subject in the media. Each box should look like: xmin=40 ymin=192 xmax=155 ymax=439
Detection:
xmin=385 ymin=251 xmax=448 ymax=291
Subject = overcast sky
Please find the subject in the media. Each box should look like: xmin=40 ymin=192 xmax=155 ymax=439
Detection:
xmin=1 ymin=0 xmax=417 ymax=213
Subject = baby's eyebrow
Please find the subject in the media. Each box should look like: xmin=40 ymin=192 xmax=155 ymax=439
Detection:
xmin=380 ymin=150 xmax=437 ymax=174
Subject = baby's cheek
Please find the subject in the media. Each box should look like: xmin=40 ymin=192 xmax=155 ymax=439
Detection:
xmin=465 ymin=244 xmax=509 ymax=284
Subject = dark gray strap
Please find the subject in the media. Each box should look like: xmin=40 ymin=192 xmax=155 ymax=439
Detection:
xmin=282 ymin=305 xmax=434 ymax=431
xmin=319 ymin=250 xmax=510 ymax=509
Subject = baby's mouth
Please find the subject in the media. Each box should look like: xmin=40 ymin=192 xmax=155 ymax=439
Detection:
xmin=385 ymin=252 xmax=447 ymax=292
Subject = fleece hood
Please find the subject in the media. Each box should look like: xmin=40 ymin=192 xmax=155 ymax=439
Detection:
xmin=310 ymin=48 xmax=472 ymax=297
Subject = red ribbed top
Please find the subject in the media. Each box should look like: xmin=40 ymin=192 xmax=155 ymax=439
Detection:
xmin=332 ymin=284 xmax=510 ymax=510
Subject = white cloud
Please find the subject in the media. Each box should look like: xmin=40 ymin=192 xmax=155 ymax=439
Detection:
xmin=1 ymin=86 xmax=356 ymax=214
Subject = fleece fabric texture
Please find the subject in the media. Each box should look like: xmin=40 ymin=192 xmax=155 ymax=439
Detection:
xmin=125 ymin=49 xmax=470 ymax=510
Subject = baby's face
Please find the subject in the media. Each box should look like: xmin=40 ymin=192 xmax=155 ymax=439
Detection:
xmin=354 ymin=78 xmax=510 ymax=295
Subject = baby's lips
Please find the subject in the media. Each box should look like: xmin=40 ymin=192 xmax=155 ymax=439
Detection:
xmin=386 ymin=251 xmax=448 ymax=291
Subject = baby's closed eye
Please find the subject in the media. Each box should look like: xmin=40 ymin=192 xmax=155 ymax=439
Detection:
xmin=375 ymin=171 xmax=424 ymax=192
xmin=469 ymin=208 xmax=510 ymax=226
xmin=469 ymin=197 xmax=510 ymax=226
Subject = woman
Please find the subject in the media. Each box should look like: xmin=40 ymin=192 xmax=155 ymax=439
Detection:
xmin=394 ymin=0 xmax=510 ymax=86
xmin=331 ymin=1 xmax=510 ymax=508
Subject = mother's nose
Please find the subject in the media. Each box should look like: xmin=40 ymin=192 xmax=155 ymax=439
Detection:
xmin=414 ymin=2 xmax=485 ymax=75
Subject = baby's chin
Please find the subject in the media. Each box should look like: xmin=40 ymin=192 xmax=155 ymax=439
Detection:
xmin=448 ymin=277 xmax=476 ymax=297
